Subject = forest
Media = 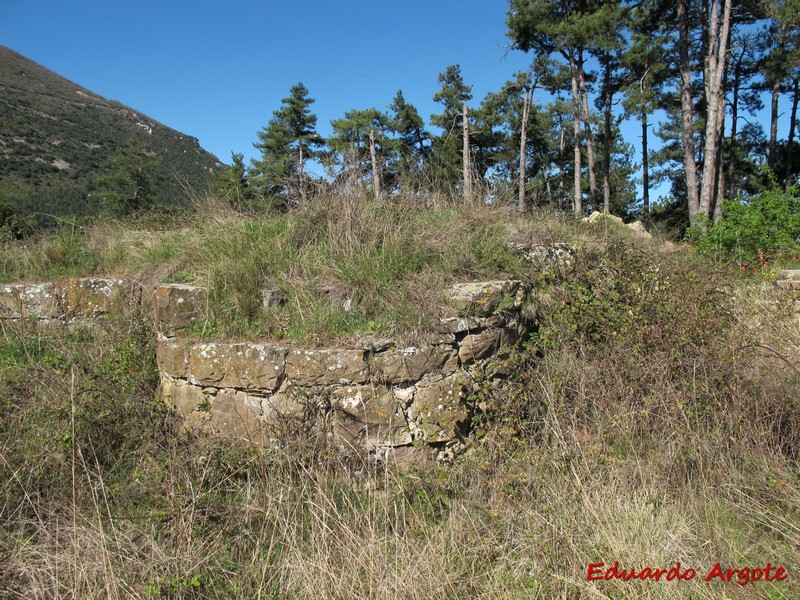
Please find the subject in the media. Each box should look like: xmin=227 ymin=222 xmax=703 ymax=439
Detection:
xmin=208 ymin=0 xmax=800 ymax=242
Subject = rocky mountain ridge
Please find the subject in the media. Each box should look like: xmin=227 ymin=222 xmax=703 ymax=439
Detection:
xmin=0 ymin=45 xmax=223 ymax=218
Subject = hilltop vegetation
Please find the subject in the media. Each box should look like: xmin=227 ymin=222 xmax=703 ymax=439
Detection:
xmin=0 ymin=190 xmax=798 ymax=598
xmin=0 ymin=46 xmax=221 ymax=221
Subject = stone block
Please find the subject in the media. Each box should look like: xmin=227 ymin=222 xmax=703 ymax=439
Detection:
xmin=371 ymin=345 xmax=458 ymax=383
xmin=209 ymin=391 xmax=265 ymax=446
xmin=260 ymin=283 xmax=287 ymax=308
xmin=458 ymin=328 xmax=502 ymax=363
xmin=156 ymin=339 xmax=190 ymax=377
xmin=332 ymin=384 xmax=412 ymax=448
xmin=408 ymin=373 xmax=471 ymax=443
xmin=61 ymin=277 xmax=133 ymax=318
xmin=286 ymin=348 xmax=368 ymax=385
xmin=153 ymin=283 xmax=207 ymax=337
xmin=514 ymin=243 xmax=577 ymax=278
xmin=0 ymin=282 xmax=61 ymax=319
xmin=446 ymin=280 xmax=525 ymax=316
xmin=186 ymin=343 xmax=287 ymax=391
xmin=158 ymin=377 xmax=206 ymax=416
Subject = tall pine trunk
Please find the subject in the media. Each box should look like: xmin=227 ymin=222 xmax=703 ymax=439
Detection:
xmin=602 ymin=51 xmax=613 ymax=214
xmin=369 ymin=129 xmax=382 ymax=201
xmin=577 ymin=52 xmax=598 ymax=208
xmin=785 ymin=78 xmax=799 ymax=192
xmin=569 ymin=51 xmax=583 ymax=215
xmin=678 ymin=0 xmax=701 ymax=225
xmin=769 ymin=80 xmax=781 ymax=169
xmin=462 ymin=104 xmax=473 ymax=204
xmin=641 ymin=107 xmax=650 ymax=218
xmin=519 ymin=88 xmax=532 ymax=212
xmin=699 ymin=0 xmax=732 ymax=223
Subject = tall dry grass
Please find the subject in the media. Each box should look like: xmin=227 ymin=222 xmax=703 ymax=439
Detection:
xmin=1 ymin=193 xmax=798 ymax=598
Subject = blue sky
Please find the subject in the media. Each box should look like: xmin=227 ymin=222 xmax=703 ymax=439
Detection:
xmin=1 ymin=0 xmax=533 ymax=169
xmin=1 ymin=1 xmax=786 ymax=204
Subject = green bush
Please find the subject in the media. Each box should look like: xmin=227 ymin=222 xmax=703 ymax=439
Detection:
xmin=692 ymin=188 xmax=800 ymax=266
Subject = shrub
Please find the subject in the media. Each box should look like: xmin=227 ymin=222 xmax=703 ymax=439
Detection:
xmin=692 ymin=187 xmax=800 ymax=266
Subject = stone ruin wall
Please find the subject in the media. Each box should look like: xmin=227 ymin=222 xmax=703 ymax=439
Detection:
xmin=3 ymin=248 xmax=799 ymax=461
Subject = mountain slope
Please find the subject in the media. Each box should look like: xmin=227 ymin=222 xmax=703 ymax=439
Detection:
xmin=0 ymin=46 xmax=223 ymax=218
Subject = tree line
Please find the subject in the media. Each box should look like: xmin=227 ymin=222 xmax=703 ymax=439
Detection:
xmin=212 ymin=0 xmax=800 ymax=235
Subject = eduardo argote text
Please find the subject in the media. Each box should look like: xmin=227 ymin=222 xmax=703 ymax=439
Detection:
xmin=586 ymin=561 xmax=788 ymax=586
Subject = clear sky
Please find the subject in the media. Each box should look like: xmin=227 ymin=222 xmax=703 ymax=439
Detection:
xmin=1 ymin=0 xmax=533 ymax=169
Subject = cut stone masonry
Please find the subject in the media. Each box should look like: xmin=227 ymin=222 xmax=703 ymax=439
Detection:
xmin=1 ymin=243 xmax=578 ymax=460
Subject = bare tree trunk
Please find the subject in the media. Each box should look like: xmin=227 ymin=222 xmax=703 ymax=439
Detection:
xmin=727 ymin=49 xmax=742 ymax=201
xmin=569 ymin=51 xmax=583 ymax=215
xmin=369 ymin=129 xmax=382 ymax=201
xmin=641 ymin=107 xmax=650 ymax=219
xmin=462 ymin=103 xmax=473 ymax=204
xmin=558 ymin=121 xmax=566 ymax=208
xmin=298 ymin=145 xmax=305 ymax=202
xmin=602 ymin=51 xmax=613 ymax=214
xmin=678 ymin=0 xmax=701 ymax=225
xmin=577 ymin=52 xmax=598 ymax=208
xmin=544 ymin=166 xmax=554 ymax=206
xmin=769 ymin=79 xmax=781 ymax=169
xmin=519 ymin=88 xmax=532 ymax=212
xmin=785 ymin=78 xmax=799 ymax=191
xmin=699 ymin=0 xmax=732 ymax=222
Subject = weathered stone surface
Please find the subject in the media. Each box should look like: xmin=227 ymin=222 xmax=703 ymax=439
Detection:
xmin=286 ymin=348 xmax=368 ymax=385
xmin=408 ymin=373 xmax=471 ymax=443
xmin=514 ymin=243 xmax=577 ymax=278
xmin=156 ymin=339 xmax=190 ymax=377
xmin=458 ymin=328 xmax=503 ymax=363
xmin=61 ymin=277 xmax=132 ymax=317
xmin=358 ymin=336 xmax=394 ymax=353
xmin=447 ymin=280 xmax=525 ymax=316
xmin=585 ymin=210 xmax=623 ymax=224
xmin=0 ymin=283 xmax=61 ymax=319
xmin=371 ymin=345 xmax=458 ymax=383
xmin=187 ymin=343 xmax=287 ymax=391
xmin=261 ymin=393 xmax=306 ymax=420
xmin=777 ymin=270 xmax=800 ymax=290
xmin=626 ymin=220 xmax=652 ymax=238
xmin=332 ymin=385 xmax=406 ymax=425
xmin=434 ymin=316 xmax=481 ymax=334
xmin=260 ymin=283 xmax=287 ymax=308
xmin=209 ymin=391 xmax=264 ymax=446
xmin=153 ymin=283 xmax=207 ymax=337
xmin=332 ymin=384 xmax=412 ymax=448
xmin=159 ymin=377 xmax=206 ymax=416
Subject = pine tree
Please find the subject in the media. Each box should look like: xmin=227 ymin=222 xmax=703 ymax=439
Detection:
xmin=93 ymin=136 xmax=162 ymax=216
xmin=212 ymin=152 xmax=255 ymax=211
xmin=430 ymin=65 xmax=473 ymax=193
xmin=251 ymin=83 xmax=324 ymax=202
xmin=388 ymin=90 xmax=429 ymax=188
xmin=328 ymin=108 xmax=394 ymax=197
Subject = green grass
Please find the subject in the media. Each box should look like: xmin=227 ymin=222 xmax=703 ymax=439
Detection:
xmin=1 ymin=197 xmax=799 ymax=598
xmin=1 ymin=191 xmax=583 ymax=343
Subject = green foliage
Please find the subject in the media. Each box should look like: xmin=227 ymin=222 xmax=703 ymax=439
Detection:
xmin=93 ymin=136 xmax=164 ymax=216
xmin=430 ymin=65 xmax=473 ymax=191
xmin=0 ymin=196 xmax=26 ymax=241
xmin=388 ymin=90 xmax=430 ymax=186
xmin=250 ymin=83 xmax=325 ymax=202
xmin=211 ymin=152 xmax=256 ymax=211
xmin=0 ymin=47 xmax=217 ymax=219
xmin=691 ymin=187 xmax=800 ymax=265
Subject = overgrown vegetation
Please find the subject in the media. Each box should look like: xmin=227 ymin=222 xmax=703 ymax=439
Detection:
xmin=690 ymin=186 xmax=800 ymax=268
xmin=1 ymin=192 xmax=580 ymax=343
xmin=1 ymin=193 xmax=798 ymax=598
